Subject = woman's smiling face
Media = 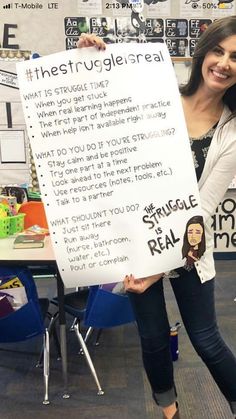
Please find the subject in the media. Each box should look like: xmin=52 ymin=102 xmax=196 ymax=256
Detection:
xmin=201 ymin=35 xmax=236 ymax=95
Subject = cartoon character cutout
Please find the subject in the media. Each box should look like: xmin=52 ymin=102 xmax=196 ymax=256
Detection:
xmin=182 ymin=216 xmax=206 ymax=270
xmin=116 ymin=0 xmax=167 ymax=33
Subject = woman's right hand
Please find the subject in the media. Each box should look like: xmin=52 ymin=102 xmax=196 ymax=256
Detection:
xmin=123 ymin=273 xmax=163 ymax=294
xmin=76 ymin=33 xmax=106 ymax=50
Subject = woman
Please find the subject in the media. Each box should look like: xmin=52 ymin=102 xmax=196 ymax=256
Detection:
xmin=78 ymin=16 xmax=236 ymax=419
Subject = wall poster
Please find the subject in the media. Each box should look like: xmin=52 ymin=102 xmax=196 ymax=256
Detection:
xmin=0 ymin=49 xmax=31 ymax=186
xmin=17 ymin=43 xmax=203 ymax=287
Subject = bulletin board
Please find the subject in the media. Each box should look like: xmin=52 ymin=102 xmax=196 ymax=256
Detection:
xmin=2 ymin=1 xmax=236 ymax=56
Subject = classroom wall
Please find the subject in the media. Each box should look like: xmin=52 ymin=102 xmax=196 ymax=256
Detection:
xmin=1 ymin=1 xmax=236 ymax=56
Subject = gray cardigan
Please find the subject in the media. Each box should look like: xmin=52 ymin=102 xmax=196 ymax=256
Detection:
xmin=195 ymin=106 xmax=236 ymax=282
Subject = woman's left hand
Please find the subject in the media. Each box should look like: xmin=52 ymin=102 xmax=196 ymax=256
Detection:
xmin=76 ymin=33 xmax=106 ymax=50
xmin=123 ymin=273 xmax=163 ymax=294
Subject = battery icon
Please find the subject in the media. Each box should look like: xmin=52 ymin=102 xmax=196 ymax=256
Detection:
xmin=218 ymin=3 xmax=233 ymax=8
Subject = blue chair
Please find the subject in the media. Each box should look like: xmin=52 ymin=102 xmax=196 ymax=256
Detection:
xmin=0 ymin=266 xmax=57 ymax=404
xmin=51 ymin=283 xmax=135 ymax=395
xmin=84 ymin=284 xmax=135 ymax=328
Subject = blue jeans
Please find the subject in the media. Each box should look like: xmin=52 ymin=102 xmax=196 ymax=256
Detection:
xmin=128 ymin=268 xmax=236 ymax=413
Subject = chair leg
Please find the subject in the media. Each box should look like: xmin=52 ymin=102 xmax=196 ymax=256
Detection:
xmin=84 ymin=326 xmax=94 ymax=343
xmin=74 ymin=323 xmax=104 ymax=395
xmin=70 ymin=317 xmax=77 ymax=332
xmin=37 ymin=312 xmax=61 ymax=367
xmin=79 ymin=326 xmax=94 ymax=354
xmin=84 ymin=327 xmax=102 ymax=347
xmin=49 ymin=312 xmax=61 ymax=360
xmin=93 ymin=329 xmax=103 ymax=346
xmin=43 ymin=328 xmax=50 ymax=405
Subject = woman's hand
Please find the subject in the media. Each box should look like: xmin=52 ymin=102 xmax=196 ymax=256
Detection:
xmin=76 ymin=33 xmax=106 ymax=50
xmin=123 ymin=273 xmax=163 ymax=294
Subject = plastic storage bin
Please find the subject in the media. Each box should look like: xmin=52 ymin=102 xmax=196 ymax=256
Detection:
xmin=0 ymin=214 xmax=25 ymax=238
xmin=0 ymin=217 xmax=10 ymax=238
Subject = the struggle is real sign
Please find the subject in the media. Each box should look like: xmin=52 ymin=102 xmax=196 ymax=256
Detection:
xmin=17 ymin=43 xmax=202 ymax=288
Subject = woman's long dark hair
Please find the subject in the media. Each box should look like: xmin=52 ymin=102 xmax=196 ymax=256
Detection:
xmin=182 ymin=215 xmax=206 ymax=259
xmin=180 ymin=16 xmax=236 ymax=121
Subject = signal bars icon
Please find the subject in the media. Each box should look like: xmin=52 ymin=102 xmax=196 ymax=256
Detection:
xmin=3 ymin=3 xmax=13 ymax=8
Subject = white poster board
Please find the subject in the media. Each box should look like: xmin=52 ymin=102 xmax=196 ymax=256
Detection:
xmin=17 ymin=43 xmax=202 ymax=287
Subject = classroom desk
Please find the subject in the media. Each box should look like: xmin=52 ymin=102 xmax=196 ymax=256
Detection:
xmin=0 ymin=235 xmax=70 ymax=399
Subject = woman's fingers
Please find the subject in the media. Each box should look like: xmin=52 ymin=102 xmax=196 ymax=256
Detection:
xmin=123 ymin=273 xmax=163 ymax=294
xmin=76 ymin=33 xmax=106 ymax=50
xmin=124 ymin=274 xmax=132 ymax=287
xmin=124 ymin=274 xmax=133 ymax=289
xmin=123 ymin=275 xmax=145 ymax=293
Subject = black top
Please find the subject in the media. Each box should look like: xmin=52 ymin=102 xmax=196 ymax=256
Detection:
xmin=190 ymin=122 xmax=218 ymax=181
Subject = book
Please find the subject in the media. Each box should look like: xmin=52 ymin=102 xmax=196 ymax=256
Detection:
xmin=0 ymin=295 xmax=14 ymax=318
xmin=22 ymin=224 xmax=49 ymax=235
xmin=0 ymin=287 xmax=28 ymax=312
xmin=3 ymin=287 xmax=28 ymax=309
xmin=13 ymin=233 xmax=45 ymax=249
xmin=0 ymin=275 xmax=23 ymax=289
